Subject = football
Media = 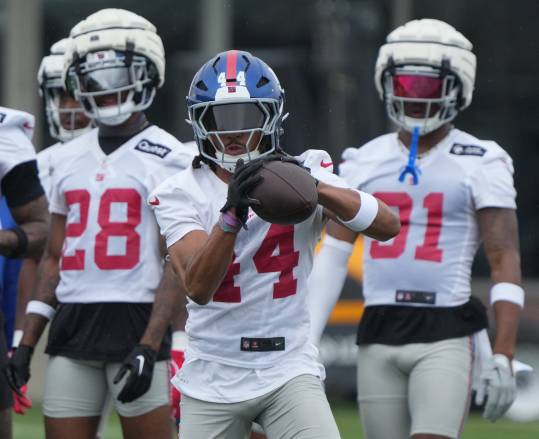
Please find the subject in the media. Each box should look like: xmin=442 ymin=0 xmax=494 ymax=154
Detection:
xmin=248 ymin=160 xmax=318 ymax=224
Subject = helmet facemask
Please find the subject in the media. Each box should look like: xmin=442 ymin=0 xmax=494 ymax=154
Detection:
xmin=42 ymin=75 xmax=92 ymax=142
xmin=68 ymin=49 xmax=156 ymax=126
xmin=188 ymin=98 xmax=283 ymax=172
xmin=382 ymin=63 xmax=462 ymax=135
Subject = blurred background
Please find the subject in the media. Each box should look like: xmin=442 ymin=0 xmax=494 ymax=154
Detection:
xmin=1 ymin=0 xmax=538 ymax=437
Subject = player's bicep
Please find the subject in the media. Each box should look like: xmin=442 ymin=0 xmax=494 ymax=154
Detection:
xmin=477 ymin=207 xmax=521 ymax=284
xmin=167 ymin=229 xmax=209 ymax=284
xmin=10 ymin=195 xmax=48 ymax=227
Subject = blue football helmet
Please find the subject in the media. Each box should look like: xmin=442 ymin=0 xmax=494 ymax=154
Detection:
xmin=187 ymin=50 xmax=285 ymax=172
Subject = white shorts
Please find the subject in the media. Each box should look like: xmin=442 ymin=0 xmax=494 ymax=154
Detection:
xmin=43 ymin=356 xmax=170 ymax=418
xmin=356 ymin=336 xmax=473 ymax=439
xmin=180 ymin=374 xmax=341 ymax=439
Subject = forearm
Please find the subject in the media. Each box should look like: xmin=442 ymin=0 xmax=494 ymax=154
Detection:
xmin=0 ymin=229 xmax=19 ymax=257
xmin=478 ymin=208 xmax=523 ymax=359
xmin=183 ymin=226 xmax=237 ymax=304
xmin=20 ymin=254 xmax=60 ymax=347
xmin=140 ymin=262 xmax=184 ymax=352
xmin=19 ymin=219 xmax=49 ymax=259
xmin=317 ymin=182 xmax=400 ymax=241
xmin=492 ymin=301 xmax=521 ymax=359
xmin=15 ymin=259 xmax=38 ymax=331
xmin=8 ymin=195 xmax=50 ymax=259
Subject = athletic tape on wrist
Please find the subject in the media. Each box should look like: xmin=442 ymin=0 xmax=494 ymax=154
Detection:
xmin=172 ymin=330 xmax=188 ymax=351
xmin=338 ymin=190 xmax=379 ymax=232
xmin=12 ymin=330 xmax=23 ymax=348
xmin=490 ymin=282 xmax=525 ymax=308
xmin=218 ymin=211 xmax=241 ymax=233
xmin=26 ymin=300 xmax=56 ymax=320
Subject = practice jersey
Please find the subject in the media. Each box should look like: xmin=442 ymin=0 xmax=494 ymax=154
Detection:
xmin=49 ymin=126 xmax=194 ymax=304
xmin=340 ymin=128 xmax=516 ymax=308
xmin=0 ymin=107 xmax=37 ymax=196
xmin=151 ymin=150 xmax=347 ymax=369
xmin=37 ymin=142 xmax=65 ymax=200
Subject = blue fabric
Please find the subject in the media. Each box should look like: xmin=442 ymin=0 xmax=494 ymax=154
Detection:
xmin=0 ymin=197 xmax=22 ymax=347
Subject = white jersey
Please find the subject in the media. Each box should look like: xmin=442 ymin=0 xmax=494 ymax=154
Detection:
xmin=49 ymin=126 xmax=194 ymax=304
xmin=151 ymin=150 xmax=346 ymax=402
xmin=0 ymin=106 xmax=36 ymax=194
xmin=340 ymin=128 xmax=516 ymax=308
xmin=37 ymin=142 xmax=65 ymax=200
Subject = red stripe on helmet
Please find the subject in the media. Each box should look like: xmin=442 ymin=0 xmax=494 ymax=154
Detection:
xmin=226 ymin=50 xmax=237 ymax=87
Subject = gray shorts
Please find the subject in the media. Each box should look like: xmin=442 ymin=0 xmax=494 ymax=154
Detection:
xmin=180 ymin=374 xmax=341 ymax=439
xmin=43 ymin=356 xmax=170 ymax=418
xmin=357 ymin=336 xmax=473 ymax=439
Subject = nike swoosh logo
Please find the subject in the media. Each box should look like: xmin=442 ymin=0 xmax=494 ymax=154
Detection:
xmin=136 ymin=355 xmax=145 ymax=375
xmin=149 ymin=197 xmax=160 ymax=206
xmin=320 ymin=160 xmax=333 ymax=168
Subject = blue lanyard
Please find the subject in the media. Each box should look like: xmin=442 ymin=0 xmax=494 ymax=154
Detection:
xmin=398 ymin=126 xmax=421 ymax=185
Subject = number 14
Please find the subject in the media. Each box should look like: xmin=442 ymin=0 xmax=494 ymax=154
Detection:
xmin=370 ymin=192 xmax=444 ymax=262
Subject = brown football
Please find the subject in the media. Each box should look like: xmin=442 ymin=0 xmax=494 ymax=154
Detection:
xmin=248 ymin=160 xmax=318 ymax=224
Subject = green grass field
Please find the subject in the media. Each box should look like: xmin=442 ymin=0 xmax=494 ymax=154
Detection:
xmin=13 ymin=401 xmax=539 ymax=438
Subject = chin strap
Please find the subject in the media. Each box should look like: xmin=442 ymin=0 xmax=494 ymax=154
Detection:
xmin=398 ymin=126 xmax=421 ymax=185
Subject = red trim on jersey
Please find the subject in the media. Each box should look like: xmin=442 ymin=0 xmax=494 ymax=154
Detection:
xmin=226 ymin=50 xmax=238 ymax=89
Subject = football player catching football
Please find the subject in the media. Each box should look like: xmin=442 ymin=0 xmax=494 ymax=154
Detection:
xmin=5 ymin=8 xmax=193 ymax=439
xmin=307 ymin=18 xmax=523 ymax=439
xmin=150 ymin=49 xmax=400 ymax=439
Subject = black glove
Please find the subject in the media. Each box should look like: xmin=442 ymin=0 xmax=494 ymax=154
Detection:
xmin=261 ymin=152 xmax=302 ymax=166
xmin=113 ymin=344 xmax=157 ymax=403
xmin=262 ymin=152 xmax=317 ymax=184
xmin=4 ymin=345 xmax=33 ymax=396
xmin=220 ymin=158 xmax=264 ymax=225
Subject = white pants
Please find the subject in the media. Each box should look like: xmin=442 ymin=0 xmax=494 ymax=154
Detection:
xmin=180 ymin=374 xmax=341 ymax=439
xmin=357 ymin=337 xmax=473 ymax=439
xmin=43 ymin=356 xmax=170 ymax=418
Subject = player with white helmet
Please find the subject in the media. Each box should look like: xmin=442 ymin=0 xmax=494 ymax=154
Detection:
xmin=36 ymin=38 xmax=94 ymax=198
xmin=6 ymin=9 xmax=193 ymax=439
xmin=308 ymin=19 xmax=523 ymax=439
xmin=150 ymin=49 xmax=400 ymax=439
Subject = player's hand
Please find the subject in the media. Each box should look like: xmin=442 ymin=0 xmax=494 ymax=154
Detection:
xmin=475 ymin=353 xmax=516 ymax=421
xmin=12 ymin=384 xmax=32 ymax=415
xmin=262 ymin=152 xmax=317 ymax=183
xmin=220 ymin=158 xmax=263 ymax=225
xmin=262 ymin=152 xmax=301 ymax=166
xmin=169 ymin=349 xmax=185 ymax=425
xmin=4 ymin=345 xmax=33 ymax=395
xmin=113 ymin=344 xmax=157 ymax=403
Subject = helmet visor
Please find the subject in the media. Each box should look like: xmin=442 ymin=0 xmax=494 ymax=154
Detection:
xmin=393 ymin=74 xmax=443 ymax=99
xmin=200 ymin=102 xmax=266 ymax=132
xmin=80 ymin=67 xmax=131 ymax=93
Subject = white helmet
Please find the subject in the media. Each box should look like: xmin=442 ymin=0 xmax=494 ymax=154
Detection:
xmin=375 ymin=19 xmax=476 ymax=135
xmin=38 ymin=38 xmax=93 ymax=142
xmin=63 ymin=8 xmax=165 ymax=126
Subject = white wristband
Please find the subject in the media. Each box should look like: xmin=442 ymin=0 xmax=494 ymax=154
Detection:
xmin=172 ymin=330 xmax=188 ymax=351
xmin=490 ymin=282 xmax=525 ymax=308
xmin=12 ymin=329 xmax=23 ymax=348
xmin=338 ymin=190 xmax=379 ymax=232
xmin=26 ymin=300 xmax=56 ymax=320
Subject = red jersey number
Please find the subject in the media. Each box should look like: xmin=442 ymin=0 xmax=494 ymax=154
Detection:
xmin=370 ymin=192 xmax=444 ymax=262
xmin=214 ymin=224 xmax=299 ymax=303
xmin=61 ymin=188 xmax=142 ymax=271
